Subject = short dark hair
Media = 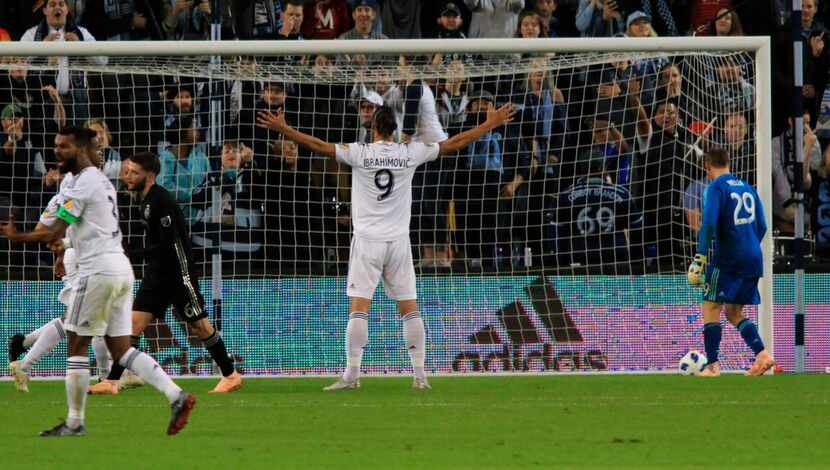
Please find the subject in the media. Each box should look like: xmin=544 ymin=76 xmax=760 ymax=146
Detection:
xmin=128 ymin=151 xmax=161 ymax=175
xmin=57 ymin=126 xmax=97 ymax=149
xmin=284 ymin=0 xmax=304 ymax=6
xmin=704 ymin=147 xmax=730 ymax=169
xmin=652 ymin=95 xmax=678 ymax=117
xmin=263 ymin=81 xmax=286 ymax=92
xmin=372 ymin=105 xmax=397 ymax=137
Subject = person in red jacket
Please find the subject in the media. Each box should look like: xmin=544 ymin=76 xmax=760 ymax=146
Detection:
xmin=302 ymin=0 xmax=350 ymax=39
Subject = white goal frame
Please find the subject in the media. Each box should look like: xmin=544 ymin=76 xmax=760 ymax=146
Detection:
xmin=0 ymin=36 xmax=774 ymax=366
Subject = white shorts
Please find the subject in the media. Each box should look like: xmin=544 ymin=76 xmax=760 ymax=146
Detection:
xmin=347 ymin=236 xmax=417 ymax=301
xmin=64 ymin=273 xmax=134 ymax=337
xmin=58 ymin=283 xmax=74 ymax=307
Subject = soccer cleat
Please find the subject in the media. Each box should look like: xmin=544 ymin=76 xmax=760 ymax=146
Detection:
xmin=746 ymin=351 xmax=776 ymax=376
xmin=412 ymin=377 xmax=432 ymax=390
xmin=697 ymin=363 xmax=721 ymax=377
xmin=9 ymin=361 xmax=30 ymax=392
xmin=8 ymin=334 xmax=26 ymax=362
xmin=118 ymin=371 xmax=145 ymax=390
xmin=323 ymin=378 xmax=360 ymax=391
xmin=209 ymin=371 xmax=243 ymax=393
xmin=167 ymin=392 xmax=197 ymax=436
xmin=39 ymin=421 xmax=86 ymax=437
xmin=87 ymin=379 xmax=119 ymax=395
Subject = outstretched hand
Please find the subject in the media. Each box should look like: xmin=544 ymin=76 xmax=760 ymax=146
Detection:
xmin=486 ymin=103 xmax=517 ymax=128
xmin=810 ymin=32 xmax=826 ymax=58
xmin=47 ymin=238 xmax=66 ymax=255
xmin=256 ymin=109 xmax=288 ymax=132
xmin=54 ymin=255 xmax=65 ymax=278
xmin=0 ymin=215 xmax=17 ymax=240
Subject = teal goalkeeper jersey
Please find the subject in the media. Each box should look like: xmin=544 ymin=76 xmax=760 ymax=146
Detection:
xmin=697 ymin=173 xmax=767 ymax=277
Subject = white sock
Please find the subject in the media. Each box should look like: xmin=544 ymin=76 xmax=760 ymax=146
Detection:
xmin=402 ymin=311 xmax=426 ymax=379
xmin=343 ymin=312 xmax=368 ymax=382
xmin=91 ymin=336 xmax=111 ymax=378
xmin=23 ymin=320 xmax=52 ymax=348
xmin=66 ymin=356 xmax=89 ymax=429
xmin=21 ymin=318 xmax=66 ymax=372
xmin=119 ymin=347 xmax=181 ymax=404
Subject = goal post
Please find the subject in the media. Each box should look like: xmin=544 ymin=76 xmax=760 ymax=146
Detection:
xmin=0 ymin=37 xmax=775 ymax=375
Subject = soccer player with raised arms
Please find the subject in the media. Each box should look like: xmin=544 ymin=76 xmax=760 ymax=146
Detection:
xmin=257 ymin=102 xmax=516 ymax=389
xmin=0 ymin=127 xmax=195 ymax=436
xmin=687 ymin=148 xmax=775 ymax=377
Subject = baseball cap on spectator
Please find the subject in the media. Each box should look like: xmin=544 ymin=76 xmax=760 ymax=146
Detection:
xmin=626 ymin=11 xmax=652 ymax=29
xmin=361 ymin=91 xmax=384 ymax=107
xmin=355 ymin=0 xmax=379 ymax=10
xmin=1 ymin=104 xmax=25 ymax=119
xmin=441 ymin=2 xmax=462 ymax=17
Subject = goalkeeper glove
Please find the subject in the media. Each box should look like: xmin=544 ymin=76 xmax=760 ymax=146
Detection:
xmin=687 ymin=254 xmax=707 ymax=287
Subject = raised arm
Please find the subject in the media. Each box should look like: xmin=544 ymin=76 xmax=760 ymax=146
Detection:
xmin=257 ymin=110 xmax=336 ymax=159
xmin=0 ymin=217 xmax=67 ymax=244
xmin=438 ymin=103 xmax=517 ymax=155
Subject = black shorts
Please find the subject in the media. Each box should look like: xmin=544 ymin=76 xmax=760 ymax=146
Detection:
xmin=133 ymin=276 xmax=207 ymax=323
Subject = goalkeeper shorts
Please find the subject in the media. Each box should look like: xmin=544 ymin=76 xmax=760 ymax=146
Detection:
xmin=704 ymin=268 xmax=760 ymax=305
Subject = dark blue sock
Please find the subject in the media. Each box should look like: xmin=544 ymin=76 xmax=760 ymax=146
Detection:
xmin=703 ymin=322 xmax=722 ymax=365
xmin=737 ymin=319 xmax=765 ymax=355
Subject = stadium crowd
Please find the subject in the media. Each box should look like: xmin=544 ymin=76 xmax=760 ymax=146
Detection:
xmin=0 ymin=0 xmax=829 ymax=275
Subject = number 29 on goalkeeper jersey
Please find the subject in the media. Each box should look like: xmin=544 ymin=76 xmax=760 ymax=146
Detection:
xmin=697 ymin=173 xmax=767 ymax=278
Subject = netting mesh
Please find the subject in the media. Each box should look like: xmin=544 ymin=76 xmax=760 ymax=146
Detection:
xmin=0 ymin=48 xmax=769 ymax=374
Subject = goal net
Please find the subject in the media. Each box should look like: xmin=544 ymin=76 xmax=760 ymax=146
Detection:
xmin=0 ymin=38 xmax=776 ymax=376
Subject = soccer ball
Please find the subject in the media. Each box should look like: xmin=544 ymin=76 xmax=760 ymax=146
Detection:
xmin=678 ymin=350 xmax=707 ymax=375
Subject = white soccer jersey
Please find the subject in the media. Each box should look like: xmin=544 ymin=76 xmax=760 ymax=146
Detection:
xmin=39 ymin=176 xmax=79 ymax=305
xmin=39 ymin=194 xmax=64 ymax=227
xmin=336 ymin=141 xmax=440 ymax=240
xmin=56 ymin=167 xmax=131 ymax=277
xmin=39 ymin=173 xmax=76 ymax=227
xmin=58 ymin=247 xmax=79 ymax=307
xmin=40 ymin=184 xmax=79 ymax=305
xmin=412 ymin=83 xmax=448 ymax=144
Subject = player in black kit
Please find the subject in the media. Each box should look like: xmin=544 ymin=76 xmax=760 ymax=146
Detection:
xmin=89 ymin=152 xmax=242 ymax=394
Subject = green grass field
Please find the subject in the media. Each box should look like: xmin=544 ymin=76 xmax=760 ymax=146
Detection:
xmin=2 ymin=375 xmax=828 ymax=469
